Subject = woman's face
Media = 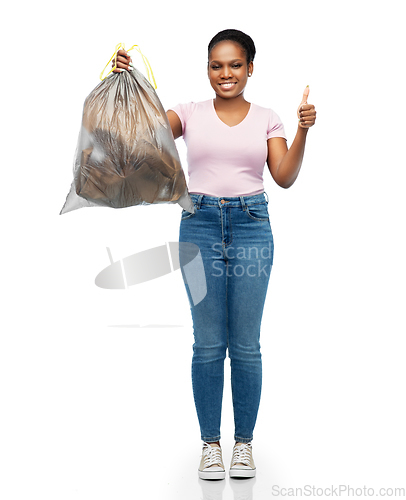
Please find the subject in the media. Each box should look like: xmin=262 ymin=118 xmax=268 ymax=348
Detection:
xmin=208 ymin=41 xmax=253 ymax=99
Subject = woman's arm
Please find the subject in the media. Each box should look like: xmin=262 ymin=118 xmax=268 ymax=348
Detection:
xmin=267 ymin=88 xmax=316 ymax=189
xmin=166 ymin=110 xmax=183 ymax=140
xmin=267 ymin=127 xmax=308 ymax=189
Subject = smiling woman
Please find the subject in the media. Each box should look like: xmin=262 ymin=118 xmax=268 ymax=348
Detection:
xmin=168 ymin=29 xmax=316 ymax=481
xmin=111 ymin=28 xmax=316 ymax=482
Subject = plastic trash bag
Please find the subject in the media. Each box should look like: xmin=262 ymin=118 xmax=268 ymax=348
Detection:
xmin=60 ymin=47 xmax=194 ymax=215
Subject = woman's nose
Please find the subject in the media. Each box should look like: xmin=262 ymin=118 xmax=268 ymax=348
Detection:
xmin=220 ymin=65 xmax=233 ymax=79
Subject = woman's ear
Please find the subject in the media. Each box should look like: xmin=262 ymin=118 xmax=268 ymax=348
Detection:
xmin=248 ymin=62 xmax=254 ymax=77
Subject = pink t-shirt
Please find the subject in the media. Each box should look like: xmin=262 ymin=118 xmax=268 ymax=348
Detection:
xmin=169 ymin=99 xmax=286 ymax=197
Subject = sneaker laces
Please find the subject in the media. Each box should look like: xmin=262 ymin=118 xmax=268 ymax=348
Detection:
xmin=202 ymin=442 xmax=223 ymax=468
xmin=232 ymin=442 xmax=252 ymax=466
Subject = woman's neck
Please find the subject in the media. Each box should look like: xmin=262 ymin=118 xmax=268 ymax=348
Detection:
xmin=213 ymin=93 xmax=250 ymax=113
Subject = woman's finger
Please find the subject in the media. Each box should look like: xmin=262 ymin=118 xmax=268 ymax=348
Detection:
xmin=298 ymin=103 xmax=314 ymax=112
xmin=299 ymin=116 xmax=316 ymax=127
xmin=299 ymin=107 xmax=316 ymax=127
xmin=299 ymin=121 xmax=313 ymax=128
xmin=112 ymin=53 xmax=132 ymax=72
xmin=112 ymin=55 xmax=130 ymax=65
xmin=299 ymin=109 xmax=317 ymax=119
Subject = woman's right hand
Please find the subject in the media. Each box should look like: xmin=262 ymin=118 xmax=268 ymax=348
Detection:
xmin=112 ymin=49 xmax=132 ymax=72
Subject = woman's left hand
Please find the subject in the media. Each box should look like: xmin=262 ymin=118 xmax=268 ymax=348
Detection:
xmin=297 ymin=86 xmax=316 ymax=129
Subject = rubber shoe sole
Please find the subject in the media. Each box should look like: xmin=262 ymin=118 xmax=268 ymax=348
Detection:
xmin=198 ymin=466 xmax=226 ymax=480
xmin=229 ymin=465 xmax=256 ymax=478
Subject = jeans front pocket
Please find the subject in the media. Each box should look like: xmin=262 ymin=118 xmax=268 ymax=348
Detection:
xmin=181 ymin=205 xmax=197 ymax=220
xmin=245 ymin=203 xmax=269 ymax=221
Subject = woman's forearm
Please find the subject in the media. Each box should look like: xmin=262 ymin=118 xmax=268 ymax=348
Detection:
xmin=275 ymin=126 xmax=309 ymax=189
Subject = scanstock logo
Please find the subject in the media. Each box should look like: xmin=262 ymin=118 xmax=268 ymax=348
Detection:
xmin=95 ymin=242 xmax=207 ymax=306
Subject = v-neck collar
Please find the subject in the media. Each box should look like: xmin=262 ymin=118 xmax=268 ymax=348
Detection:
xmin=211 ymin=99 xmax=252 ymax=128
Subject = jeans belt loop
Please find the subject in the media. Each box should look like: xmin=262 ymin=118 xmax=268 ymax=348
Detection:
xmin=264 ymin=191 xmax=269 ymax=204
xmin=197 ymin=194 xmax=203 ymax=209
xmin=239 ymin=195 xmax=247 ymax=211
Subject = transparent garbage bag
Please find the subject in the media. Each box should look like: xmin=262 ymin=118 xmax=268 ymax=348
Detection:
xmin=60 ymin=46 xmax=194 ymax=215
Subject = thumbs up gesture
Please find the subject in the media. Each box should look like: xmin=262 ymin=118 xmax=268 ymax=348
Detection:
xmin=297 ymin=86 xmax=316 ymax=129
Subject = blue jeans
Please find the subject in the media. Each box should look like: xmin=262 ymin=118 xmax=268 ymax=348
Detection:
xmin=178 ymin=192 xmax=274 ymax=444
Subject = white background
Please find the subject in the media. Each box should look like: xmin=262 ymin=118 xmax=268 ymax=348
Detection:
xmin=1 ymin=0 xmax=405 ymax=499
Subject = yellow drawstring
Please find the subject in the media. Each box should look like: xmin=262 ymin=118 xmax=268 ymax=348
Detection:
xmin=99 ymin=42 xmax=157 ymax=89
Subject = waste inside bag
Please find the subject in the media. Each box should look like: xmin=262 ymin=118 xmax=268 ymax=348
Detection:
xmin=60 ymin=63 xmax=194 ymax=214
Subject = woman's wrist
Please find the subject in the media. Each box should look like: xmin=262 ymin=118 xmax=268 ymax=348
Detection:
xmin=296 ymin=125 xmax=309 ymax=142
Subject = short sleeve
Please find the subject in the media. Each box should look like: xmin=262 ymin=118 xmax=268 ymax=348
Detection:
xmin=267 ymin=109 xmax=287 ymax=140
xmin=168 ymin=102 xmax=196 ymax=136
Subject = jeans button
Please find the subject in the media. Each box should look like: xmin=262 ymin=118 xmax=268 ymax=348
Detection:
xmin=220 ymin=199 xmax=225 ymax=204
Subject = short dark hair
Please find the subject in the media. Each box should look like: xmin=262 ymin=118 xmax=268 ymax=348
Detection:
xmin=208 ymin=29 xmax=256 ymax=65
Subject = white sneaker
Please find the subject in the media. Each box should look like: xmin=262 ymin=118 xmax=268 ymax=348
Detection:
xmin=229 ymin=442 xmax=256 ymax=478
xmin=198 ymin=442 xmax=226 ymax=480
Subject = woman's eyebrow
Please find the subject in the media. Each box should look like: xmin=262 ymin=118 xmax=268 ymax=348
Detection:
xmin=210 ymin=59 xmax=244 ymax=64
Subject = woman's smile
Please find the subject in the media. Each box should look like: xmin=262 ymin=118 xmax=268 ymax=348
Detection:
xmin=218 ymin=82 xmax=237 ymax=90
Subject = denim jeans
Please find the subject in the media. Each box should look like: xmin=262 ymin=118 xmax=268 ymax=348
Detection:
xmin=178 ymin=192 xmax=274 ymax=444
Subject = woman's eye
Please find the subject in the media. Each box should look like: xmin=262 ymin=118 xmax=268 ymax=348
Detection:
xmin=210 ymin=64 xmax=242 ymax=70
